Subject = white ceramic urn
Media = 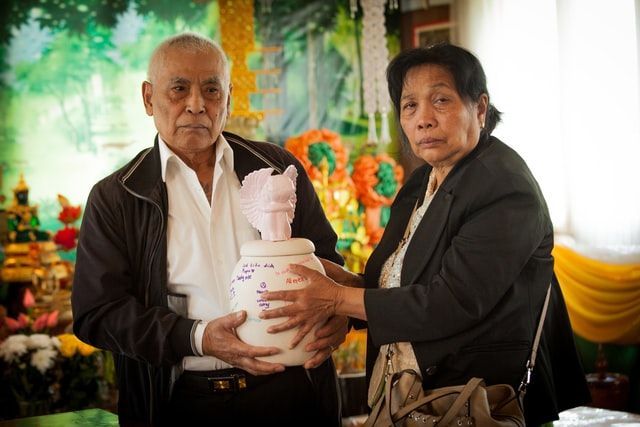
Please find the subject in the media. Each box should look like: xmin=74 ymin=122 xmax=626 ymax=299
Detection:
xmin=229 ymin=237 xmax=324 ymax=366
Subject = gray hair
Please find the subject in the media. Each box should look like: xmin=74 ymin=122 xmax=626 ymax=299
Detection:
xmin=147 ymin=32 xmax=230 ymax=84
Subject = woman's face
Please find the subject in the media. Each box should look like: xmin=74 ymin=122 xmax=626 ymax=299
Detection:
xmin=399 ymin=64 xmax=487 ymax=170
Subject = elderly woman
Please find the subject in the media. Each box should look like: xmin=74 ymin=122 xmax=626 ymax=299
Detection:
xmin=261 ymin=43 xmax=589 ymax=425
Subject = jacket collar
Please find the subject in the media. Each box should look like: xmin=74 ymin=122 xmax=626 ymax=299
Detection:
xmin=364 ymin=135 xmax=495 ymax=287
xmin=224 ymin=131 xmax=285 ymax=180
xmin=119 ymin=135 xmax=164 ymax=202
xmin=401 ymin=134 xmax=494 ymax=286
xmin=440 ymin=133 xmax=492 ymax=192
xmin=119 ymin=132 xmax=276 ymax=203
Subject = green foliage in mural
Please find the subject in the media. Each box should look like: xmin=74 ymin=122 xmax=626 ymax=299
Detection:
xmin=0 ymin=0 xmax=400 ymax=232
xmin=1 ymin=0 xmax=127 ymax=45
xmin=1 ymin=0 xmax=209 ymax=44
xmin=11 ymin=28 xmax=117 ymax=153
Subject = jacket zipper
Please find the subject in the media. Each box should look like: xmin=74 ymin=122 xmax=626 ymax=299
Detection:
xmin=121 ymin=163 xmax=165 ymax=425
xmin=116 ymin=137 xmax=281 ymax=423
xmin=119 ymin=185 xmax=165 ymax=307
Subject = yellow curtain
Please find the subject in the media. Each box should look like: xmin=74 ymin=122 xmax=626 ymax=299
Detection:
xmin=553 ymin=245 xmax=640 ymax=344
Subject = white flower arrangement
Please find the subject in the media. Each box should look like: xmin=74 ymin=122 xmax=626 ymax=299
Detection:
xmin=0 ymin=334 xmax=29 ymax=363
xmin=1 ymin=309 xmax=107 ymax=416
xmin=0 ymin=333 xmax=60 ymax=373
xmin=31 ymin=348 xmax=59 ymax=374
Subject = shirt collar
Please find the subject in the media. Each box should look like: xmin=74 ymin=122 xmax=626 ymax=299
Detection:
xmin=157 ymin=136 xmax=174 ymax=182
xmin=215 ymin=133 xmax=234 ymax=174
xmin=157 ymin=134 xmax=234 ymax=182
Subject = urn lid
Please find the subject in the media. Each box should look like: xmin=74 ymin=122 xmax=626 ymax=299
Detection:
xmin=240 ymin=238 xmax=316 ymax=257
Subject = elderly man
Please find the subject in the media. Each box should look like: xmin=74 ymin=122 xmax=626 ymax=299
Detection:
xmin=72 ymin=33 xmax=347 ymax=426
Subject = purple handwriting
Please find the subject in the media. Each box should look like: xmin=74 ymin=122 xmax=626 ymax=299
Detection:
xmin=242 ymin=262 xmax=274 ymax=269
xmin=235 ymin=273 xmax=253 ymax=282
xmin=256 ymin=281 xmax=270 ymax=310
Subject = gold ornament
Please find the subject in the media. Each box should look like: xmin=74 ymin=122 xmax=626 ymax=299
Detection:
xmin=13 ymin=173 xmax=29 ymax=193
xmin=219 ymin=0 xmax=261 ymax=121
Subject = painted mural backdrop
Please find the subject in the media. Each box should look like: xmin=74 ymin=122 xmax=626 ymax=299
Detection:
xmin=0 ymin=0 xmax=400 ymax=233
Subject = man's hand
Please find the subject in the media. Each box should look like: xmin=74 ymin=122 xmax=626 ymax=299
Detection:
xmin=302 ymin=315 xmax=349 ymax=369
xmin=201 ymin=311 xmax=285 ymax=376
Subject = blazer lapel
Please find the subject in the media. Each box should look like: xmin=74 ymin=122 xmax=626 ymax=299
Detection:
xmin=401 ymin=189 xmax=453 ymax=287
xmin=398 ymin=135 xmax=494 ymax=286
xmin=364 ymin=165 xmax=430 ymax=287
xmin=364 ymin=195 xmax=417 ymax=288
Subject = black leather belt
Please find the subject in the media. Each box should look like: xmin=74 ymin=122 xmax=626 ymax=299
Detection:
xmin=179 ymin=368 xmax=269 ymax=394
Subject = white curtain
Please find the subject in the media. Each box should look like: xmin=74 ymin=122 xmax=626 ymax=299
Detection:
xmin=452 ymin=0 xmax=640 ymax=262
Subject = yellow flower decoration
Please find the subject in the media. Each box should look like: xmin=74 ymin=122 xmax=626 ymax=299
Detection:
xmin=56 ymin=333 xmax=97 ymax=357
xmin=77 ymin=340 xmax=97 ymax=357
xmin=57 ymin=333 xmax=78 ymax=358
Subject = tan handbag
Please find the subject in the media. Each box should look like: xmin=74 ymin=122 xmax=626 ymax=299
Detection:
xmin=365 ymin=370 xmax=524 ymax=426
xmin=364 ymin=285 xmax=551 ymax=427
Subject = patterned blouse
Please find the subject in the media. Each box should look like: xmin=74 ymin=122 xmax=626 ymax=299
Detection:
xmin=368 ymin=171 xmax=439 ymax=405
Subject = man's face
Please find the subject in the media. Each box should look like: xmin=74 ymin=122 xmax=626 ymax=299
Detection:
xmin=142 ymin=46 xmax=231 ymax=155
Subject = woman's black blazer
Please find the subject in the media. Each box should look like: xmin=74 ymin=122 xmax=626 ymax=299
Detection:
xmin=362 ymin=135 xmax=590 ymax=425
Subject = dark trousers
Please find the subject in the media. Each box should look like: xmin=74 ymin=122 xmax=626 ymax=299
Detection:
xmin=164 ymin=367 xmax=334 ymax=426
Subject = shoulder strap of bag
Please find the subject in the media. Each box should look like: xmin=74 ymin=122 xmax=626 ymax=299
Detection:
xmin=518 ymin=283 xmax=552 ymax=394
xmin=364 ymin=385 xmax=387 ymax=427
xmin=392 ymin=377 xmax=484 ymax=424
xmin=436 ymin=377 xmax=483 ymax=426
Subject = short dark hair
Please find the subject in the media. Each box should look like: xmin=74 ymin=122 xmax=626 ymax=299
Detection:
xmin=387 ymin=43 xmax=501 ymax=139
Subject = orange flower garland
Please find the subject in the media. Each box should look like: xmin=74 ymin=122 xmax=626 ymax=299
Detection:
xmin=352 ymin=153 xmax=403 ymax=208
xmin=284 ymin=129 xmax=349 ymax=183
xmin=352 ymin=154 xmax=403 ymax=244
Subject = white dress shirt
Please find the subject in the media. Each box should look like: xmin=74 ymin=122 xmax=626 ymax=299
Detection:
xmin=159 ymin=135 xmax=260 ymax=371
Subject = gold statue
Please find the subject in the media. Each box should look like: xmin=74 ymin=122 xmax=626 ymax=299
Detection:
xmin=6 ymin=174 xmax=50 ymax=243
